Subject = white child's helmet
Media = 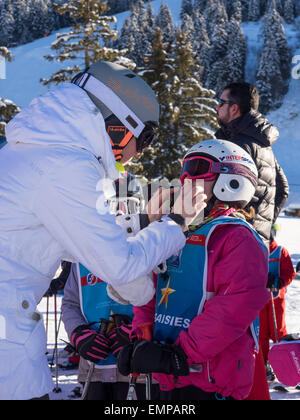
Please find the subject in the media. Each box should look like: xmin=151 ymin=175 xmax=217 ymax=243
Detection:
xmin=181 ymin=139 xmax=258 ymax=208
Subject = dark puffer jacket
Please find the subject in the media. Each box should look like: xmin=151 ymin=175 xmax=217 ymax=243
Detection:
xmin=215 ymin=110 xmax=289 ymax=242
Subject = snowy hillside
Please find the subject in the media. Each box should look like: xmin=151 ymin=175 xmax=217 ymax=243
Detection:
xmin=241 ymin=18 xmax=300 ymax=206
xmin=0 ymin=0 xmax=181 ymax=109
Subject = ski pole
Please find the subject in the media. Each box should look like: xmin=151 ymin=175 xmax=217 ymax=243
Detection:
xmin=81 ymin=319 xmax=110 ymax=400
xmin=270 ymin=289 xmax=279 ymax=343
xmin=53 ymin=293 xmax=62 ymax=393
xmin=127 ymin=322 xmax=153 ymax=401
xmin=45 ymin=296 xmax=49 ymax=354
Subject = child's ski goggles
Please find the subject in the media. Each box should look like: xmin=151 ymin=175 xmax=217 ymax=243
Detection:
xmin=180 ymin=155 xmax=258 ymax=187
xmin=180 ymin=156 xmax=219 ymax=183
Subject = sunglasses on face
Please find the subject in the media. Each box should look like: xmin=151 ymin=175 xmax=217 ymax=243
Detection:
xmin=216 ymin=98 xmax=236 ymax=107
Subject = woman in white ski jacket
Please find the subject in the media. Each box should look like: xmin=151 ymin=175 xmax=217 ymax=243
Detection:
xmin=0 ymin=61 xmax=205 ymax=400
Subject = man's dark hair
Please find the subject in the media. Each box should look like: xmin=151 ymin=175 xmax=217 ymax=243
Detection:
xmin=223 ymin=82 xmax=259 ymax=115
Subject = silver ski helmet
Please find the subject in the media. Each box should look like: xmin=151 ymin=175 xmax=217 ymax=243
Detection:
xmin=181 ymin=139 xmax=258 ymax=208
xmin=72 ymin=61 xmax=159 ymax=155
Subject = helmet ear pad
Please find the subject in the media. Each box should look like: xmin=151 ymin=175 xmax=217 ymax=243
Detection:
xmin=213 ymin=174 xmax=256 ymax=208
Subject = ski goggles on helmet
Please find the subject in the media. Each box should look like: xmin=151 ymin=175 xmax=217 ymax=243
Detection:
xmin=180 ymin=155 xmax=258 ymax=187
xmin=106 ymin=116 xmax=157 ymax=160
xmin=136 ymin=121 xmax=158 ymax=153
xmin=106 ymin=115 xmax=134 ymax=160
xmin=180 ymin=156 xmax=219 ymax=183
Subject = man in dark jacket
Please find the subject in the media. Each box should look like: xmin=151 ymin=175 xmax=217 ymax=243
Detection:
xmin=215 ymin=82 xmax=289 ymax=243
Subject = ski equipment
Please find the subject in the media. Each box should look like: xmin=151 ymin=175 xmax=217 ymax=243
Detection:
xmin=72 ymin=61 xmax=159 ymax=156
xmin=181 ymin=140 xmax=258 ymax=207
xmin=269 ymin=338 xmax=300 ymax=387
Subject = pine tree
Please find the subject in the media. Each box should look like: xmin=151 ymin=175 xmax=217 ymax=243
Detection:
xmin=194 ymin=0 xmax=207 ymax=13
xmin=283 ymin=0 xmax=295 ymax=23
xmin=191 ymin=10 xmax=210 ymax=84
xmin=240 ymin=0 xmax=249 ymax=21
xmin=204 ymin=0 xmax=228 ymax=38
xmin=132 ymin=27 xmax=175 ymax=179
xmin=221 ymin=18 xmax=246 ymax=87
xmin=0 ymin=47 xmax=20 ymax=136
xmin=263 ymin=0 xmax=291 ymax=80
xmin=229 ymin=0 xmax=242 ymax=22
xmin=11 ymin=0 xmax=32 ymax=45
xmin=180 ymin=0 xmax=193 ymax=19
xmin=168 ymin=29 xmax=218 ymax=178
xmin=248 ymin=0 xmax=261 ymax=21
xmin=256 ymin=34 xmax=283 ymax=114
xmin=117 ymin=0 xmax=154 ymax=67
xmin=30 ymin=0 xmax=54 ymax=40
xmin=41 ymin=0 xmax=134 ymax=86
xmin=181 ymin=13 xmax=195 ymax=44
xmin=139 ymin=28 xmax=218 ymax=180
xmin=275 ymin=0 xmax=283 ymax=16
xmin=256 ymin=0 xmax=290 ymax=113
xmin=0 ymin=1 xmax=15 ymax=47
xmin=155 ymin=2 xmax=174 ymax=44
xmin=205 ymin=0 xmax=229 ymax=94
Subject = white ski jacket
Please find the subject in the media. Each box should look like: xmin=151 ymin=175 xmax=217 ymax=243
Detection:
xmin=0 ymin=83 xmax=186 ymax=400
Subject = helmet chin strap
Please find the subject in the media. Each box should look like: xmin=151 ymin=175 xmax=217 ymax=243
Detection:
xmin=204 ymin=196 xmax=217 ymax=217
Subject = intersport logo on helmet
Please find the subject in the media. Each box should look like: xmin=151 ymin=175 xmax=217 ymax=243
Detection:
xmin=219 ymin=155 xmax=255 ymax=165
xmin=107 ymin=76 xmax=157 ymax=116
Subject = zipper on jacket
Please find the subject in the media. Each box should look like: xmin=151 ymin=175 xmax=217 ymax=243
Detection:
xmin=207 ymin=361 xmax=215 ymax=384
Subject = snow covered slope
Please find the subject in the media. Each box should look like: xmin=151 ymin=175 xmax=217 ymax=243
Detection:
xmin=0 ymin=0 xmax=181 ymax=109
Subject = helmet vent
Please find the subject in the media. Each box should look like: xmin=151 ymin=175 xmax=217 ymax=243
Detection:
xmin=126 ymin=115 xmax=138 ymax=129
xmin=125 ymin=73 xmax=136 ymax=78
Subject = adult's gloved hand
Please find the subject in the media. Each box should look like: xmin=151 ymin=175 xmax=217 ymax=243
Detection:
xmin=71 ymin=325 xmax=110 ymax=364
xmin=267 ymin=273 xmax=285 ymax=290
xmin=44 ymin=261 xmax=72 ymax=297
xmin=117 ymin=340 xmax=189 ymax=377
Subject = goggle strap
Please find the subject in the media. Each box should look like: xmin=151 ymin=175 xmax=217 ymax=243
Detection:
xmin=118 ymin=130 xmax=133 ymax=148
xmin=74 ymin=73 xmax=145 ymax=138
xmin=211 ymin=162 xmax=257 ymax=187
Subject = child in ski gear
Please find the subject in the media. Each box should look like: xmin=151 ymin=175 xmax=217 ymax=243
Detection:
xmin=0 ymin=61 xmax=207 ymax=399
xmin=259 ymin=227 xmax=296 ymax=365
xmin=118 ymin=139 xmax=270 ymax=400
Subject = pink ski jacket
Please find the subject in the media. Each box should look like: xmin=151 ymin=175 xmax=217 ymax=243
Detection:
xmin=133 ymin=223 xmax=270 ymax=400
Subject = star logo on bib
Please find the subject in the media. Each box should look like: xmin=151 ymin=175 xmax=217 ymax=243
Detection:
xmin=158 ymin=278 xmax=176 ymax=309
